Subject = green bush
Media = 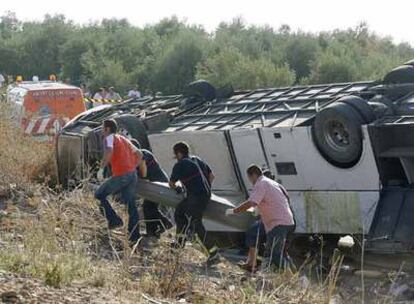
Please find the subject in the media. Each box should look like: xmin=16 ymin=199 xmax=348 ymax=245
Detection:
xmin=0 ymin=14 xmax=413 ymax=93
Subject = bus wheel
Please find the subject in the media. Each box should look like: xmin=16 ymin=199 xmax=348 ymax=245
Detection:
xmin=312 ymin=103 xmax=363 ymax=168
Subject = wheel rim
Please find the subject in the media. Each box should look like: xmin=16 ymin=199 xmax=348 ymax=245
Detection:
xmin=324 ymin=120 xmax=350 ymax=152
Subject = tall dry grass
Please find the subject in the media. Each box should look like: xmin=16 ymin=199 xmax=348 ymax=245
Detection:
xmin=0 ymin=102 xmax=57 ymax=191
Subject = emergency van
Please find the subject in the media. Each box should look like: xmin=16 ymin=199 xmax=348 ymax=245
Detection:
xmin=7 ymin=81 xmax=86 ymax=140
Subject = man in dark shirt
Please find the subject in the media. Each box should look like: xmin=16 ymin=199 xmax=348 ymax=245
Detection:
xmin=131 ymin=139 xmax=173 ymax=237
xmin=169 ymin=141 xmax=219 ymax=265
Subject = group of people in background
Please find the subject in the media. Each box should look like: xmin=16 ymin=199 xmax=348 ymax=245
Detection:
xmin=81 ymin=85 xmax=139 ymax=101
xmin=80 ymin=84 xmax=154 ymax=109
xmin=0 ymin=73 xmax=156 ymax=105
xmin=95 ymin=119 xmax=296 ymax=272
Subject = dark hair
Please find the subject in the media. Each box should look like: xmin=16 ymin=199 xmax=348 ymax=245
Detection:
xmin=246 ymin=164 xmax=263 ymax=177
xmin=130 ymin=138 xmax=141 ymax=149
xmin=173 ymin=141 xmax=189 ymax=156
xmin=103 ymin=119 xmax=118 ymax=134
xmin=263 ymin=169 xmax=275 ymax=180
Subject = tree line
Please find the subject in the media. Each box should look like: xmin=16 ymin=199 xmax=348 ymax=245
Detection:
xmin=1 ymin=11 xmax=414 ymax=95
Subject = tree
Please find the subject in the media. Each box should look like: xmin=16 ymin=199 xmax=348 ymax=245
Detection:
xmin=309 ymin=52 xmax=357 ymax=84
xmin=60 ymin=32 xmax=93 ymax=84
xmin=0 ymin=13 xmax=414 ymax=94
xmin=0 ymin=11 xmax=20 ymax=39
xmin=285 ymin=35 xmax=320 ymax=82
xmin=152 ymin=31 xmax=207 ymax=94
xmin=197 ymin=47 xmax=295 ymax=89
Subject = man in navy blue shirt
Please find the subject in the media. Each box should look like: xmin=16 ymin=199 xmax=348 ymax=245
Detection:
xmin=169 ymin=141 xmax=219 ymax=265
xmin=131 ymin=139 xmax=173 ymax=237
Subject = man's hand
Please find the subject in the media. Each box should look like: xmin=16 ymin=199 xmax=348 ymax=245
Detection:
xmin=139 ymin=161 xmax=147 ymax=178
xmin=97 ymin=168 xmax=105 ymax=181
xmin=225 ymin=209 xmax=235 ymax=216
xmin=101 ymin=147 xmax=113 ymax=170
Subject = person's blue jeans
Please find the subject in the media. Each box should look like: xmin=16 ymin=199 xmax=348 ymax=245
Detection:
xmin=245 ymin=220 xmax=266 ymax=248
xmin=264 ymin=225 xmax=295 ymax=269
xmin=94 ymin=171 xmax=140 ymax=242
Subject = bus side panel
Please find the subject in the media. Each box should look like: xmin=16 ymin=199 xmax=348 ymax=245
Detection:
xmin=291 ymin=190 xmax=379 ymax=234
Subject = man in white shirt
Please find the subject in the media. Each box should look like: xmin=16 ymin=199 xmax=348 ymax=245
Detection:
xmin=93 ymin=87 xmax=107 ymax=100
xmin=92 ymin=87 xmax=108 ymax=107
xmin=128 ymin=85 xmax=141 ymax=99
xmin=226 ymin=165 xmax=295 ymax=271
xmin=107 ymin=87 xmax=122 ymax=100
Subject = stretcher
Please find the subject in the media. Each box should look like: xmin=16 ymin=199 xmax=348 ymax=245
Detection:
xmin=136 ymin=178 xmax=255 ymax=232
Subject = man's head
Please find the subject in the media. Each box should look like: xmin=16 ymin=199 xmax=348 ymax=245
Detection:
xmin=102 ymin=119 xmax=118 ymax=137
xmin=246 ymin=164 xmax=263 ymax=185
xmin=109 ymin=86 xmax=115 ymax=93
xmin=173 ymin=141 xmax=189 ymax=160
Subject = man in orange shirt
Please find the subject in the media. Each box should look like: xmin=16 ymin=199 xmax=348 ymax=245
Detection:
xmin=95 ymin=119 xmax=143 ymax=244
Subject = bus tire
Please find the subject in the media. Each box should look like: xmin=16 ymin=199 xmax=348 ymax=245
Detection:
xmin=383 ymin=65 xmax=414 ymax=84
xmin=115 ymin=114 xmax=150 ymax=149
xmin=312 ymin=103 xmax=363 ymax=168
xmin=337 ymin=95 xmax=375 ymax=124
xmin=184 ymin=80 xmax=216 ymax=101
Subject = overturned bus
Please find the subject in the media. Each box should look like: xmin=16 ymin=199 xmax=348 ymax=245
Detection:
xmin=56 ymin=63 xmax=414 ymax=253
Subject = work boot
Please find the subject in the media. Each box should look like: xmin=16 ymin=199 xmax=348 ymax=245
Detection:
xmin=163 ymin=219 xmax=174 ymax=230
xmin=130 ymin=237 xmax=151 ymax=252
xmin=108 ymin=217 xmax=123 ymax=230
xmin=154 ymin=220 xmax=174 ymax=238
xmin=237 ymin=262 xmax=258 ymax=273
xmin=237 ymin=259 xmax=261 ymax=273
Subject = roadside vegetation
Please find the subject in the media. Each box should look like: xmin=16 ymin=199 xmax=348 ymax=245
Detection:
xmin=0 ymin=12 xmax=414 ymax=95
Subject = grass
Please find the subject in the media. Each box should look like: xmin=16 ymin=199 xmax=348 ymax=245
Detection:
xmin=0 ymin=100 xmax=404 ymax=303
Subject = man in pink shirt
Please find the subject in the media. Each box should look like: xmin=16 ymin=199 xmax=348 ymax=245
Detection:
xmin=226 ymin=165 xmax=295 ymax=271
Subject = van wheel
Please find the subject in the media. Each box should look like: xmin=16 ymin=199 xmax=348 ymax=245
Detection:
xmin=383 ymin=65 xmax=414 ymax=84
xmin=115 ymin=115 xmax=150 ymax=149
xmin=312 ymin=103 xmax=363 ymax=168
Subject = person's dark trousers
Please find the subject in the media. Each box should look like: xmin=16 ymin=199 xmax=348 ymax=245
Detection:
xmin=142 ymin=172 xmax=172 ymax=236
xmin=143 ymin=199 xmax=172 ymax=236
xmin=94 ymin=171 xmax=140 ymax=242
xmin=264 ymin=225 xmax=295 ymax=269
xmin=245 ymin=220 xmax=266 ymax=248
xmin=174 ymin=194 xmax=214 ymax=251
